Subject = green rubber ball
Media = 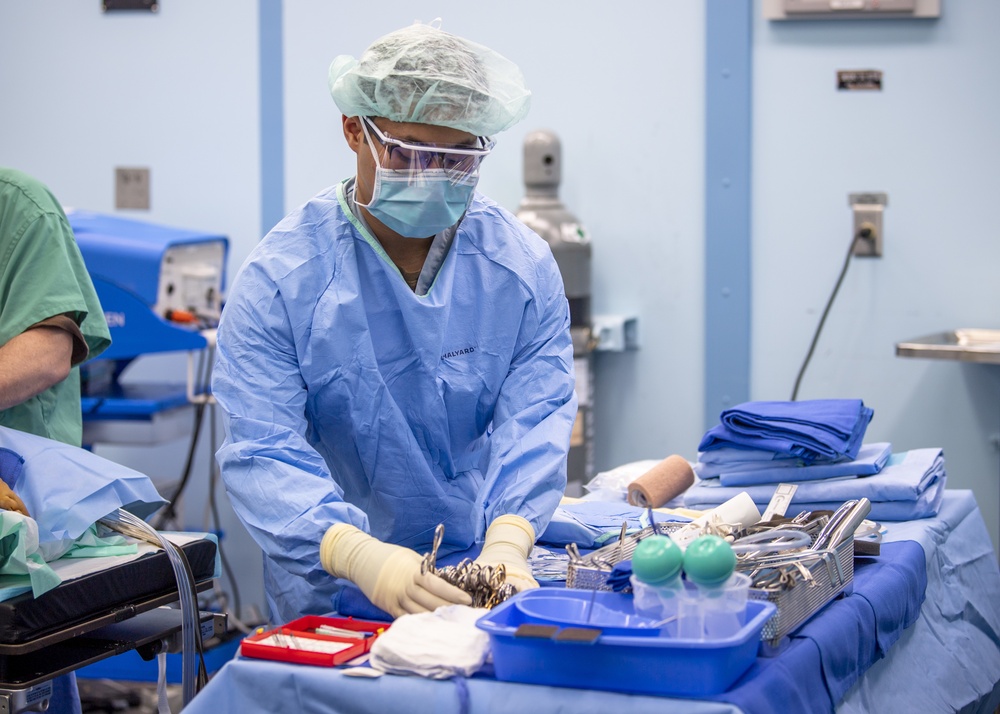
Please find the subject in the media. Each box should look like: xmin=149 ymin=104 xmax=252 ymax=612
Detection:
xmin=631 ymin=535 xmax=683 ymax=586
xmin=683 ymin=535 xmax=736 ymax=587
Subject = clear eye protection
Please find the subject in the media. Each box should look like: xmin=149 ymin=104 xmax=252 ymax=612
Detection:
xmin=361 ymin=116 xmax=494 ymax=180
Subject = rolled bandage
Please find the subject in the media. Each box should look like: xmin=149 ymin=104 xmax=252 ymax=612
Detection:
xmin=627 ymin=455 xmax=695 ymax=509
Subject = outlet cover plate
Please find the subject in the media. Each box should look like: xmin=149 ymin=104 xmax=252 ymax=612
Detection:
xmin=849 ymin=192 xmax=887 ymax=257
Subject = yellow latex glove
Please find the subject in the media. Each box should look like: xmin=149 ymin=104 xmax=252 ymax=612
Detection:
xmin=320 ymin=524 xmax=472 ymax=618
xmin=473 ymin=515 xmax=538 ymax=592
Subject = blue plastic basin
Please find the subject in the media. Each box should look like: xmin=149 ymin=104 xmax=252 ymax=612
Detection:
xmin=514 ymin=590 xmax=663 ymax=636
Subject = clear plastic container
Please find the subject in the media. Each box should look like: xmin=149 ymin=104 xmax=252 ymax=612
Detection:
xmin=629 ymin=574 xmax=683 ymax=636
xmin=677 ymin=572 xmax=752 ymax=640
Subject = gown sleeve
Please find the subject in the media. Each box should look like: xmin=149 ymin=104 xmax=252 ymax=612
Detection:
xmin=212 ymin=259 xmax=370 ymax=587
xmin=477 ymin=246 xmax=578 ymax=539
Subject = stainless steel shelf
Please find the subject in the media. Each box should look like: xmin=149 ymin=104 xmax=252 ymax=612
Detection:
xmin=896 ymin=329 xmax=1000 ymax=365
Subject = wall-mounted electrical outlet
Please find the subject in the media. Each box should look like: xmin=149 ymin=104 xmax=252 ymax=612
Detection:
xmin=849 ymin=192 xmax=887 ymax=257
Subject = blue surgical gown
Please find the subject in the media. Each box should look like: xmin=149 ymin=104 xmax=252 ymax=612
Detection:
xmin=213 ymin=180 xmax=578 ymax=623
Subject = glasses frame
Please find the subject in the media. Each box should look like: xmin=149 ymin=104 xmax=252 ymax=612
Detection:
xmin=361 ymin=116 xmax=494 ymax=176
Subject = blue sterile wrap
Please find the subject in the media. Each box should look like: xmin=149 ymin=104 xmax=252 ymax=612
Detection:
xmin=695 ymin=443 xmax=892 ymax=486
xmin=0 ymin=426 xmax=166 ymax=544
xmin=699 ymin=399 xmax=873 ymax=464
xmin=684 ymin=449 xmax=946 ymax=521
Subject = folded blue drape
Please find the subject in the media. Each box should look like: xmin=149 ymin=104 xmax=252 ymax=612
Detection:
xmin=538 ymin=501 xmax=688 ymax=548
xmin=699 ymin=399 xmax=874 ymax=464
xmin=683 ymin=448 xmax=946 ymax=521
xmin=695 ymin=443 xmax=892 ymax=486
xmin=0 ymin=426 xmax=166 ymax=544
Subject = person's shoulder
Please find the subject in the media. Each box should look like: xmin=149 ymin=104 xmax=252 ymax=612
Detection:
xmin=242 ymin=184 xmax=349 ymax=279
xmin=459 ymin=194 xmax=558 ymax=278
xmin=0 ymin=167 xmax=41 ymax=194
xmin=0 ymin=167 xmax=63 ymax=219
xmin=465 ymin=194 xmax=554 ymax=247
xmin=265 ymin=184 xmax=349 ymax=246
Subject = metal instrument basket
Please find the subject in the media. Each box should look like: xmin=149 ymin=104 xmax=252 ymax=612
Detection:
xmin=566 ymin=523 xmax=685 ymax=591
xmin=742 ymin=536 xmax=854 ymax=647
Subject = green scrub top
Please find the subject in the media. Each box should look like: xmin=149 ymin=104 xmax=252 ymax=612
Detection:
xmin=0 ymin=168 xmax=111 ymax=446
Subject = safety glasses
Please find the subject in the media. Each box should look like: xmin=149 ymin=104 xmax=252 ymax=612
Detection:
xmin=362 ymin=116 xmax=494 ymax=178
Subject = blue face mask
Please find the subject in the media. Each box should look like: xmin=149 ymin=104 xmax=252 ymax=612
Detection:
xmin=360 ymin=167 xmax=478 ymax=238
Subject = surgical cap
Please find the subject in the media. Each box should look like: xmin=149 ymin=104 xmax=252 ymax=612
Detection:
xmin=328 ymin=22 xmax=531 ymax=136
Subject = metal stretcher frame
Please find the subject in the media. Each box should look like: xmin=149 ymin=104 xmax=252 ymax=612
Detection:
xmin=0 ymin=538 xmax=222 ymax=712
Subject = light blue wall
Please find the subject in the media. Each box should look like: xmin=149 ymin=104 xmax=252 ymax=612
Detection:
xmin=751 ymin=0 xmax=1000 ymax=554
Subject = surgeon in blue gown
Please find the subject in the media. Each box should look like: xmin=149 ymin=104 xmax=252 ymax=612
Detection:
xmin=213 ymin=22 xmax=577 ymax=624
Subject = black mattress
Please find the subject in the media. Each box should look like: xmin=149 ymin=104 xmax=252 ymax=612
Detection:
xmin=0 ymin=538 xmax=216 ymax=648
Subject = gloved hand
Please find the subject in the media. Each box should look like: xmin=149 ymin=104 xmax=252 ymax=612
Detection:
xmin=0 ymin=482 xmax=28 ymax=517
xmin=473 ymin=515 xmax=538 ymax=592
xmin=320 ymin=524 xmax=472 ymax=618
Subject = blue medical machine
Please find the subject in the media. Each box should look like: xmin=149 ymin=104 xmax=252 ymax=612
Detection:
xmin=69 ymin=210 xmax=228 ymax=443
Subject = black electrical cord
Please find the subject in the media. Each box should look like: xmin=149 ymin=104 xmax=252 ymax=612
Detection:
xmin=152 ymin=351 xmax=210 ymax=529
xmin=790 ymin=229 xmax=868 ymax=401
xmin=151 ymin=403 xmax=205 ymax=529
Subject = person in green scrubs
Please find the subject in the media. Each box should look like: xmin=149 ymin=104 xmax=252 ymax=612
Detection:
xmin=0 ymin=167 xmax=110 ymax=448
xmin=0 ymin=167 xmax=111 ymax=714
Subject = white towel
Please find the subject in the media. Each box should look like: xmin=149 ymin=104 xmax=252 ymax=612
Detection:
xmin=369 ymin=605 xmax=491 ymax=679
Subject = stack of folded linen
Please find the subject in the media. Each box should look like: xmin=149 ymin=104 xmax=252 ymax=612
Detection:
xmin=684 ymin=399 xmax=947 ymax=520
xmin=695 ymin=442 xmax=893 ymax=487
xmin=698 ymin=399 xmax=874 ymax=464
xmin=684 ymin=448 xmax=947 ymax=521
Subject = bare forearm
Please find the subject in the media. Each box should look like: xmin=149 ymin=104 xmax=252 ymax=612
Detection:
xmin=0 ymin=328 xmax=74 ymax=410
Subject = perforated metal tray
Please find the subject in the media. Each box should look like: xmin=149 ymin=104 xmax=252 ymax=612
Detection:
xmin=741 ymin=537 xmax=854 ymax=646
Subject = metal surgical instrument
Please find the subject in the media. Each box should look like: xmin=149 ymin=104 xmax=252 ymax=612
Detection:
xmin=420 ymin=524 xmax=516 ymax=609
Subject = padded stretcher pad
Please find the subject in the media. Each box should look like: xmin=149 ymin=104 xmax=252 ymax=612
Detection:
xmin=0 ymin=538 xmax=216 ymax=645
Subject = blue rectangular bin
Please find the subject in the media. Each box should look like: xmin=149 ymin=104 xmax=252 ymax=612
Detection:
xmin=476 ymin=590 xmax=776 ymax=697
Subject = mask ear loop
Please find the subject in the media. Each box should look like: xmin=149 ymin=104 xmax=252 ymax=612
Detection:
xmin=359 ymin=117 xmax=389 ymax=167
xmin=356 ymin=117 xmax=387 ymax=210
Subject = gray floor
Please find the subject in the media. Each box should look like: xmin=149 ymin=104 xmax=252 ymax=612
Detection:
xmin=78 ymin=680 xmax=183 ymax=714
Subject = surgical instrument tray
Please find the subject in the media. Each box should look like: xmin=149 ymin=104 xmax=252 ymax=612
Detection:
xmin=564 ymin=505 xmax=865 ymax=648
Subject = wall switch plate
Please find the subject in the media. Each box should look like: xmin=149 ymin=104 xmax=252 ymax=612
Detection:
xmin=115 ymin=167 xmax=150 ymax=210
xmin=849 ymin=192 xmax=887 ymax=257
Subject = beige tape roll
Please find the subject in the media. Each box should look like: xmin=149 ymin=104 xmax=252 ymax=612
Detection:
xmin=627 ymin=455 xmax=695 ymax=509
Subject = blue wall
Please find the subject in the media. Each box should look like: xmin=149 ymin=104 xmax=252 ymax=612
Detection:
xmin=1 ymin=1 xmax=996 ymax=623
xmin=751 ymin=0 xmax=1000 ymax=554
